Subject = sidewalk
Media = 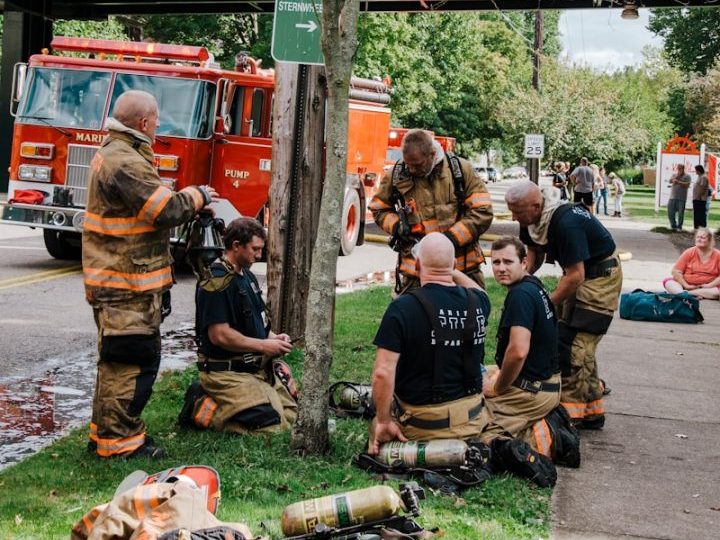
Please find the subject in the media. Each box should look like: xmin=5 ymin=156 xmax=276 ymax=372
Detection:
xmin=551 ymin=225 xmax=720 ymax=540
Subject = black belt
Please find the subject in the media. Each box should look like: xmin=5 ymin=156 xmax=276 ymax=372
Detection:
xmin=585 ymin=257 xmax=618 ymax=280
xmin=197 ymin=354 xmax=262 ymax=373
xmin=512 ymin=377 xmax=560 ymax=394
xmin=397 ymin=399 xmax=483 ymax=430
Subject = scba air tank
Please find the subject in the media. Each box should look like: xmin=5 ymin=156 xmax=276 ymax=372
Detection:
xmin=377 ymin=439 xmax=468 ymax=468
xmin=338 ymin=384 xmax=372 ymax=410
xmin=280 ymin=485 xmax=405 ymax=536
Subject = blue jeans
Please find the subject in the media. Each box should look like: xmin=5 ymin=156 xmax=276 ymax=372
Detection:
xmin=595 ymin=189 xmax=608 ymax=214
xmin=667 ymin=198 xmax=686 ymax=229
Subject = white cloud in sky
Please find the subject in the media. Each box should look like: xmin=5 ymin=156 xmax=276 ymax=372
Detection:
xmin=560 ymin=8 xmax=665 ymax=71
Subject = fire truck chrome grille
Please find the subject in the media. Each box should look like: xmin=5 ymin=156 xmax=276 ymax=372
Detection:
xmin=65 ymin=144 xmax=100 ymax=207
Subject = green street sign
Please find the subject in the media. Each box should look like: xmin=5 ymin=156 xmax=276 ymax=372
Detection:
xmin=271 ymin=0 xmax=324 ymax=65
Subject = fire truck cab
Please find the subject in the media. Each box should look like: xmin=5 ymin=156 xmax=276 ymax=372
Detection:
xmin=2 ymin=37 xmax=391 ymax=259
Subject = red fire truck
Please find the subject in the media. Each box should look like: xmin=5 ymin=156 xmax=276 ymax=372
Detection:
xmin=2 ymin=37 xmax=391 ymax=258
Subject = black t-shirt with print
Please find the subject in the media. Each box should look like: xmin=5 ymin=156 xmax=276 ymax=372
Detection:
xmin=520 ymin=204 xmax=616 ymax=268
xmin=496 ymin=276 xmax=559 ymax=381
xmin=373 ymin=283 xmax=491 ymax=405
xmin=196 ymin=262 xmax=268 ymax=359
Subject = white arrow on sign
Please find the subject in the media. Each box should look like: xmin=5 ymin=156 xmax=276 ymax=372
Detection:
xmin=295 ymin=20 xmax=318 ymax=33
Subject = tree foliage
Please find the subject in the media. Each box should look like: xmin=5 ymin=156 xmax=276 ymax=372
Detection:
xmin=495 ymin=58 xmax=674 ymax=168
xmin=677 ymin=61 xmax=720 ymax=150
xmin=354 ymin=12 xmax=541 ymax=155
xmin=649 ymin=8 xmax=720 ymax=75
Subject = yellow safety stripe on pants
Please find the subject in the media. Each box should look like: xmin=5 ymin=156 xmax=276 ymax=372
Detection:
xmin=561 ymin=398 xmax=605 ymax=419
xmin=138 ymin=186 xmax=173 ymax=223
xmin=533 ymin=419 xmax=553 ymax=457
xmin=133 ymin=483 xmax=161 ymax=520
xmin=194 ymin=395 xmax=219 ymax=428
xmin=455 ymin=248 xmax=484 ymax=270
xmin=89 ymin=422 xmax=98 ymax=442
xmin=83 ymin=265 xmax=173 ymax=292
xmin=96 ymin=432 xmax=145 ymax=457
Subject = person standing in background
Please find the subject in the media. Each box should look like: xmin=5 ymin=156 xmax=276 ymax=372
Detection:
xmin=692 ymin=165 xmax=709 ymax=229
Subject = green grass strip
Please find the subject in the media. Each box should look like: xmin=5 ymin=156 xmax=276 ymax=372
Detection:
xmin=0 ymin=282 xmax=557 ymax=539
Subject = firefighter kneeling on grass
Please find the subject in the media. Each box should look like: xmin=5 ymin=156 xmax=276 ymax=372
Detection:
xmin=479 ymin=236 xmax=580 ymax=469
xmin=84 ymin=90 xmax=217 ymax=459
xmin=178 ymin=217 xmax=298 ymax=433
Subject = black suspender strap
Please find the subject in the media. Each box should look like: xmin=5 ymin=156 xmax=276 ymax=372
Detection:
xmin=408 ymin=287 xmax=480 ymax=402
xmin=445 ymin=152 xmax=465 ymax=222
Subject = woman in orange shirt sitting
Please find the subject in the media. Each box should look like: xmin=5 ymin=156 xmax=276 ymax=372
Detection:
xmin=663 ymin=227 xmax=720 ymax=300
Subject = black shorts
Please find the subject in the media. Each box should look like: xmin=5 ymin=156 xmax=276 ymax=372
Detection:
xmin=574 ymin=191 xmax=593 ymax=206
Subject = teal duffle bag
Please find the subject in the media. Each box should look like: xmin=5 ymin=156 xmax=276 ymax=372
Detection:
xmin=619 ymin=289 xmax=704 ymax=324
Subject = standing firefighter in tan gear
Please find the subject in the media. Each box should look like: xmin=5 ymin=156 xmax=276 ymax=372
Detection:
xmin=178 ymin=217 xmax=298 ymax=434
xmin=84 ymin=90 xmax=217 ymax=458
xmin=370 ymin=129 xmax=493 ymax=294
xmin=506 ymin=181 xmax=622 ymax=430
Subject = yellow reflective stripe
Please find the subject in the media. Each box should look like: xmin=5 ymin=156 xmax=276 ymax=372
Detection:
xmin=194 ymin=396 xmax=218 ymax=428
xmin=83 ymin=212 xmax=157 ymax=236
xmin=81 ymin=508 xmax=100 ymax=534
xmin=399 ymin=256 xmax=418 ymax=277
xmin=89 ymin=422 xmax=98 ymax=442
xmin=448 ymin=222 xmax=473 ymax=245
xmin=533 ymin=419 xmax=552 ymax=457
xmin=138 ymin=186 xmax=172 ymax=224
xmin=133 ymin=484 xmax=160 ymax=520
xmin=466 ymin=192 xmax=492 ymax=208
xmin=180 ymin=186 xmax=205 ymax=210
xmin=422 ymin=219 xmax=439 ymax=233
xmin=586 ymin=398 xmax=605 ymax=415
xmin=96 ymin=432 xmax=145 ymax=457
xmin=455 ymin=248 xmax=484 ymax=270
xmin=369 ymin=197 xmax=392 ymax=211
xmin=381 ymin=213 xmax=399 ymax=234
xmin=84 ymin=266 xmax=172 ymax=292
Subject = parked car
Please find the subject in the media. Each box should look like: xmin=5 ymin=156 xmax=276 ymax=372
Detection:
xmin=473 ymin=166 xmax=497 ymax=182
xmin=503 ymin=166 xmax=528 ymax=179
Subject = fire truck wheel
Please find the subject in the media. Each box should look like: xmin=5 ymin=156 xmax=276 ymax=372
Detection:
xmin=43 ymin=229 xmax=82 ymax=260
xmin=340 ymin=189 xmax=362 ymax=256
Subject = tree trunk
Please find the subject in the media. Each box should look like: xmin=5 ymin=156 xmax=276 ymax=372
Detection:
xmin=291 ymin=0 xmax=359 ymax=455
xmin=267 ymin=63 xmax=326 ymax=339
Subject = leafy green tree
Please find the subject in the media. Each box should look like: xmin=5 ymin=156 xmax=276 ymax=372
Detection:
xmin=54 ymin=18 xmax=127 ymax=40
xmin=496 ymin=59 xmax=674 ymax=168
xmin=649 ymin=8 xmax=720 ymax=75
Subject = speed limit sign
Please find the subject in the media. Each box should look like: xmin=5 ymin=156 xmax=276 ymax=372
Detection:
xmin=524 ymin=134 xmax=545 ymax=158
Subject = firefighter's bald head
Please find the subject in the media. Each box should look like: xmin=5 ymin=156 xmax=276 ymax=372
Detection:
xmin=112 ymin=90 xmax=160 ymax=142
xmin=414 ymin=232 xmax=455 ymax=275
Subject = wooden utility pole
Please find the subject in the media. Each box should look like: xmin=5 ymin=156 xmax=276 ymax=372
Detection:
xmin=533 ymin=10 xmax=543 ymax=92
xmin=291 ymin=0 xmax=360 ymax=456
xmin=267 ymin=62 xmax=326 ymax=340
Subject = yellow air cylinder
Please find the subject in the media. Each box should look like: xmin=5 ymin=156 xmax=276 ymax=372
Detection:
xmin=377 ymin=439 xmax=468 ymax=468
xmin=280 ymin=485 xmax=405 ymax=536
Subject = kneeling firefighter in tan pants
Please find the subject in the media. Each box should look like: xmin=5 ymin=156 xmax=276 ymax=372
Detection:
xmin=480 ymin=237 xmax=576 ymax=466
xmin=367 ymin=233 xmax=492 ymax=451
xmin=178 ymin=218 xmax=297 ymax=433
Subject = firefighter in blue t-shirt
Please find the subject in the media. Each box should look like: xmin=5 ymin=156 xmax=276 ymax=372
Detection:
xmin=178 ymin=218 xmax=298 ymax=434
xmin=506 ymin=181 xmax=622 ymax=430
xmin=480 ymin=236 xmax=561 ymax=457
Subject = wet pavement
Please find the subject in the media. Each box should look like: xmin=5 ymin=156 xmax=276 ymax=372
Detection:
xmin=0 ymin=323 xmax=197 ymax=470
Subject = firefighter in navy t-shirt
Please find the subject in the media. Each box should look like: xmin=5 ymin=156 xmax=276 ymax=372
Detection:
xmin=367 ymin=233 xmax=491 ymax=454
xmin=178 ymin=218 xmax=298 ymax=434
xmin=506 ymin=181 xmax=622 ymax=430
xmin=480 ymin=236 xmax=561 ymax=457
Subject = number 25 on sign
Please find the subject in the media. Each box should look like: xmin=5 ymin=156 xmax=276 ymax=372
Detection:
xmin=524 ymin=134 xmax=544 ymax=159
